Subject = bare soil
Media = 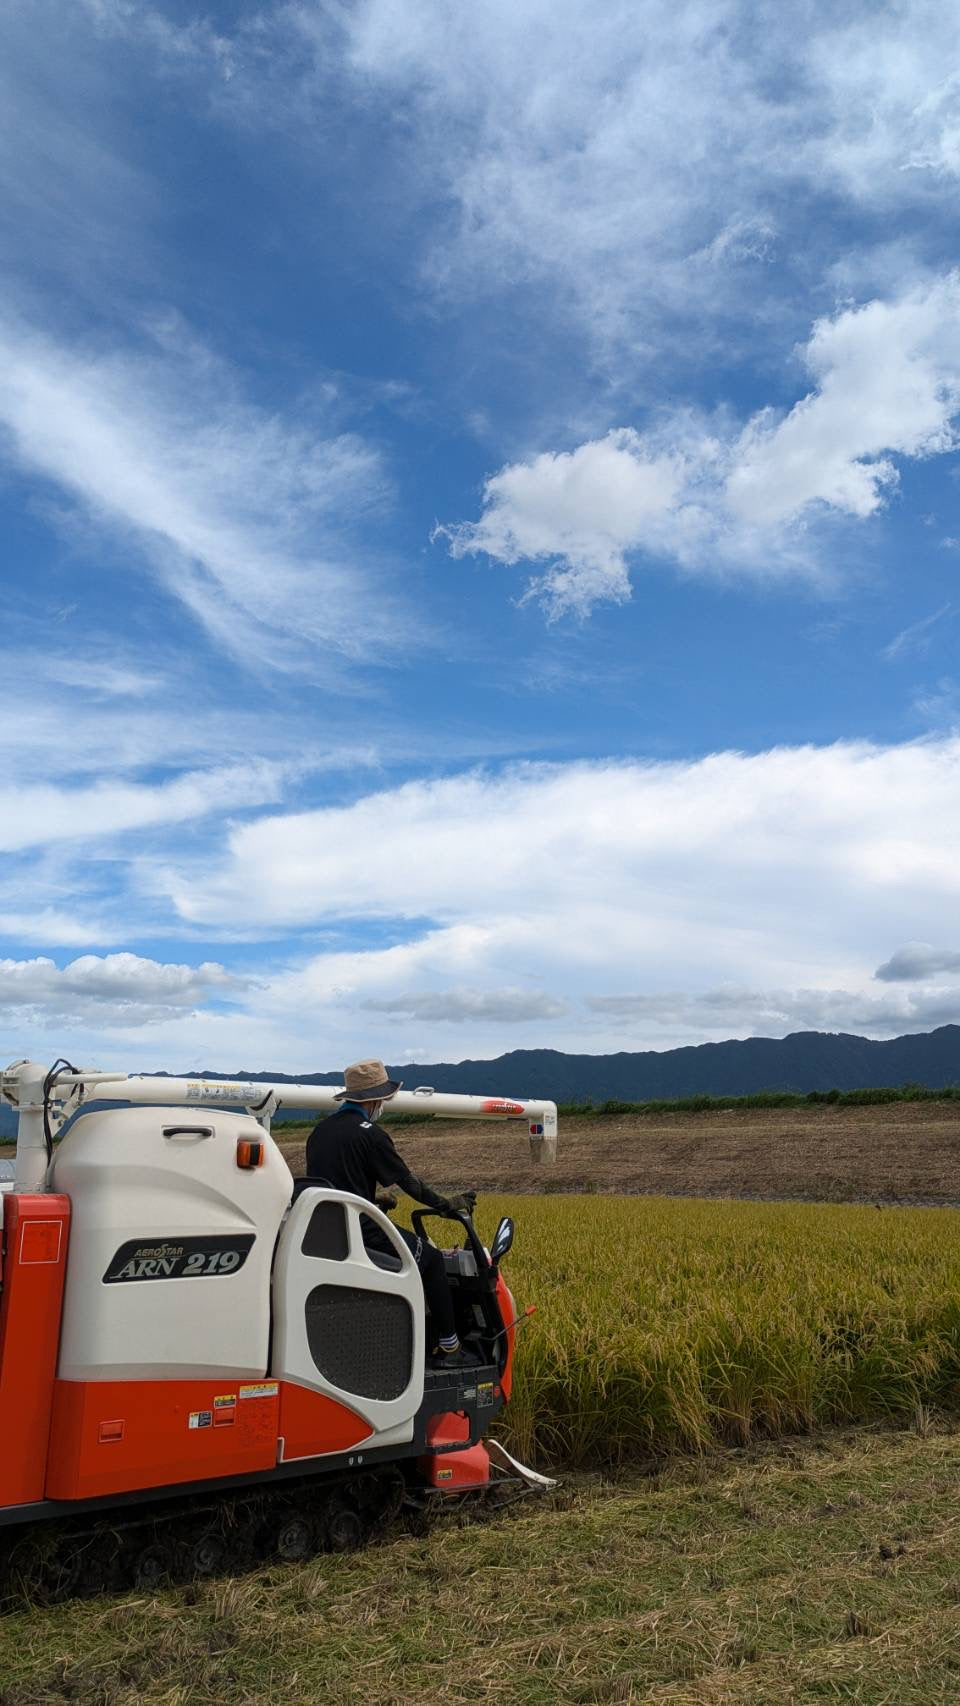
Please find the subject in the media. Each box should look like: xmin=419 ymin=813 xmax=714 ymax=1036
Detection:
xmin=282 ymin=1099 xmax=960 ymax=1206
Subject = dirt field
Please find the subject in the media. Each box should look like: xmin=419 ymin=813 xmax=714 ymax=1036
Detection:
xmin=282 ymin=1099 xmax=960 ymax=1205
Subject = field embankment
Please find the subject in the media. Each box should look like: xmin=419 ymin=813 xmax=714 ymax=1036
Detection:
xmin=5 ymin=1423 xmax=960 ymax=1705
xmin=281 ymin=1097 xmax=960 ymax=1205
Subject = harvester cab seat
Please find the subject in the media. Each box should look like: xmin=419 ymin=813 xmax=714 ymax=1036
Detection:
xmin=291 ymin=1173 xmax=333 ymax=1201
xmin=288 ymin=1180 xmax=403 ymax=1277
xmin=365 ymin=1245 xmax=404 ymax=1273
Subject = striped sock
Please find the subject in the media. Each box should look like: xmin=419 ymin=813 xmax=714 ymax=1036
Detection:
xmin=438 ymin=1333 xmax=460 ymax=1353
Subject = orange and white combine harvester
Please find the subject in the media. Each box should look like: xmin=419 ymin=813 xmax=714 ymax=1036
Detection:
xmin=0 ymin=1059 xmax=557 ymax=1589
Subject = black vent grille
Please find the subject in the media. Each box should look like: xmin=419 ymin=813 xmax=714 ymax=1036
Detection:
xmin=305 ymin=1285 xmax=413 ymax=1399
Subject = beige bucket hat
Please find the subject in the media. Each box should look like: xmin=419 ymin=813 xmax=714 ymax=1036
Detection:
xmin=335 ymin=1058 xmax=403 ymax=1102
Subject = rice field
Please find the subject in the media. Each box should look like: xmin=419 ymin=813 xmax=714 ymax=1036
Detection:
xmin=465 ymin=1194 xmax=960 ymax=1468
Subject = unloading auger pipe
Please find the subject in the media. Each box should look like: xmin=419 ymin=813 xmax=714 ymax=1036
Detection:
xmin=2 ymin=1061 xmax=559 ymax=1191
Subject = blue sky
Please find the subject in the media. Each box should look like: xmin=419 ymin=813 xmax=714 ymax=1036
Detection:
xmin=5 ymin=0 xmax=960 ymax=1074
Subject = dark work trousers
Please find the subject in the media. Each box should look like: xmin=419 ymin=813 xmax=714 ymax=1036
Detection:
xmin=364 ymin=1221 xmax=457 ymax=1344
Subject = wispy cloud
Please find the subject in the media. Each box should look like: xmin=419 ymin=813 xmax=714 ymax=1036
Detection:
xmin=585 ymin=983 xmax=960 ymax=1037
xmin=362 ymin=988 xmax=569 ymax=1024
xmin=0 ymin=762 xmax=293 ymax=855
xmin=881 ymin=603 xmax=954 ymax=661
xmin=0 ymin=311 xmax=401 ymax=668
xmin=911 ymin=677 xmax=960 ymax=726
xmin=272 ymin=0 xmax=960 ymax=370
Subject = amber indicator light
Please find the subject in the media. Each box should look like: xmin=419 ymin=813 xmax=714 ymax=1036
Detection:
xmin=236 ymin=1138 xmax=265 ymax=1170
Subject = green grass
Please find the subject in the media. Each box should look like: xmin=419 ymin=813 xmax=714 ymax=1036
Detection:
xmin=4 ymin=1424 xmax=960 ymax=1703
xmin=558 ymin=1083 xmax=960 ymax=1117
xmin=468 ymin=1195 xmax=960 ymax=1468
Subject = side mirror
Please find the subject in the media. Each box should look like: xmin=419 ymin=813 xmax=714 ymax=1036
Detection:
xmin=490 ymin=1216 xmax=514 ymax=1262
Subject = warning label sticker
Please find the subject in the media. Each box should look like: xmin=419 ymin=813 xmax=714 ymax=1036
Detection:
xmin=239 ymin=1381 xmax=279 ymax=1401
xmin=214 ymin=1394 xmax=237 ymax=1409
xmin=189 ymin=1410 xmax=213 ymax=1430
xmin=477 ymin=1381 xmax=495 ymax=1408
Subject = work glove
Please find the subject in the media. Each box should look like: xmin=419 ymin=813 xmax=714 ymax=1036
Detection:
xmin=446 ymin=1190 xmax=477 ymax=1216
xmin=375 ymin=1190 xmax=399 ymax=1213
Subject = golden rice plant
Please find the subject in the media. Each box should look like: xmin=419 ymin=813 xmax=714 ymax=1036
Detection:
xmin=470 ymin=1195 xmax=960 ymax=1467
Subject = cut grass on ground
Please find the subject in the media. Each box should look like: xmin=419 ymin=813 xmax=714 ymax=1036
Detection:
xmin=4 ymin=1422 xmax=960 ymax=1704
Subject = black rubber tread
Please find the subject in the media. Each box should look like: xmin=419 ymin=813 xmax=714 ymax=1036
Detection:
xmin=0 ymin=1463 xmax=410 ymax=1607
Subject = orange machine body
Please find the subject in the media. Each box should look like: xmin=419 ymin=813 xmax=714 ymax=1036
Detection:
xmin=494 ymin=1271 xmax=516 ymax=1400
xmin=0 ymin=1194 xmax=71 ymax=1507
xmin=43 ymin=1377 xmax=373 ymax=1501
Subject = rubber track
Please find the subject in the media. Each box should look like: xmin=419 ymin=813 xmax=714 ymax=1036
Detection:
xmin=0 ymin=1466 xmax=529 ymax=1606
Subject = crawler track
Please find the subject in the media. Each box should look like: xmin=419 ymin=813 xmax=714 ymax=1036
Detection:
xmin=0 ymin=1464 xmax=531 ymax=1606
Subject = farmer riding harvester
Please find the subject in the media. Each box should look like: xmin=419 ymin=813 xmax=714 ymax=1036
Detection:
xmin=0 ymin=1056 xmax=557 ymax=1585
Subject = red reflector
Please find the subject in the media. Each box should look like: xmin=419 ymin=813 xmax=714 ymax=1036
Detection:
xmin=236 ymin=1138 xmax=264 ymax=1170
xmin=19 ymin=1221 xmax=63 ymax=1264
xmin=214 ymin=1406 xmax=236 ymax=1427
xmin=98 ymin=1419 xmax=125 ymax=1443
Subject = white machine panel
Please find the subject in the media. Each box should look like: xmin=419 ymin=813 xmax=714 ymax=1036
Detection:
xmin=51 ymin=1107 xmax=293 ymax=1381
xmin=272 ymin=1189 xmax=425 ymax=1452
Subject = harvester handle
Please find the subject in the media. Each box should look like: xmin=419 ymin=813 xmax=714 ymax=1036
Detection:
xmin=410 ymin=1205 xmax=490 ymax=1280
xmin=410 ymin=1204 xmax=470 ymax=1236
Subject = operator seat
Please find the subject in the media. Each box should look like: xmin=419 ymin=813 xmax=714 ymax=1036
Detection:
xmin=290 ymin=1176 xmax=404 ymax=1271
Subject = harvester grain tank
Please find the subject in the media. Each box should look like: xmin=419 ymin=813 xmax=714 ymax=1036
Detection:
xmin=0 ymin=1059 xmax=558 ymax=1589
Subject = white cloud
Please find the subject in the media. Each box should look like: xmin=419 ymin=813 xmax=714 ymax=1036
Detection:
xmin=803 ymin=13 xmax=960 ymax=195
xmin=444 ymin=276 xmax=960 ymax=614
xmin=0 ymin=952 xmax=243 ymax=1029
xmin=10 ymin=734 xmax=960 ymax=1066
xmin=0 ymin=761 xmax=291 ymax=854
xmin=725 ymin=278 xmax=960 ymax=527
xmin=163 ymin=740 xmax=960 ymax=941
xmin=31 ymin=733 xmax=936 ymax=1063
xmin=0 ymin=911 xmax=117 ymax=949
xmin=0 ymin=312 xmax=398 ymax=667
xmin=437 ymin=430 xmax=685 ymax=614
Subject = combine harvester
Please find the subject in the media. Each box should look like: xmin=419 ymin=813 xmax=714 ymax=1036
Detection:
xmin=0 ymin=1058 xmax=558 ymax=1595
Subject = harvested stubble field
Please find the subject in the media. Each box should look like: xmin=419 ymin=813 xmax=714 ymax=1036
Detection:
xmin=281 ymin=1096 xmax=960 ymax=1206
xmin=5 ymin=1425 xmax=960 ymax=1705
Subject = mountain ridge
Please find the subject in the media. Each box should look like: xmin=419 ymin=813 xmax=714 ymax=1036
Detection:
xmin=196 ymin=1024 xmax=960 ymax=1104
xmin=3 ymin=1025 xmax=959 ymax=1138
